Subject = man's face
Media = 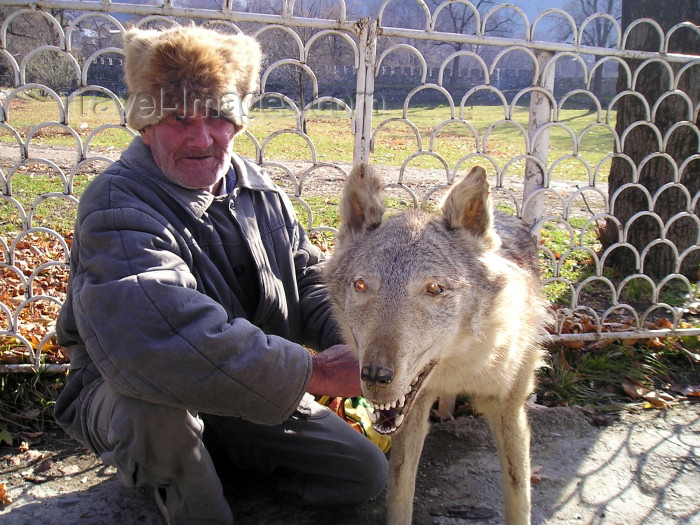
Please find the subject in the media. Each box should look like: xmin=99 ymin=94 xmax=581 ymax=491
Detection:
xmin=140 ymin=113 xmax=240 ymax=193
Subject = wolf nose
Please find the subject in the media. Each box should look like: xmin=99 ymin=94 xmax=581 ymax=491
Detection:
xmin=361 ymin=365 xmax=394 ymax=386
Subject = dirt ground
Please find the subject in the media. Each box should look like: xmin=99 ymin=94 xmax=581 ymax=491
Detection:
xmin=0 ymin=142 xmax=607 ymax=220
xmin=1 ymin=402 xmax=699 ymax=525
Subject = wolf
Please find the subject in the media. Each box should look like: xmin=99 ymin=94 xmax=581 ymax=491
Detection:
xmin=324 ymin=164 xmax=547 ymax=525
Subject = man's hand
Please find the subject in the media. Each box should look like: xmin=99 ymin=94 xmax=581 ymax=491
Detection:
xmin=306 ymin=344 xmax=362 ymax=398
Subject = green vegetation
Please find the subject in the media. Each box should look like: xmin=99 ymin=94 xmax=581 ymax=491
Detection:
xmin=0 ymin=173 xmax=90 ymax=236
xmin=0 ymin=371 xmax=63 ymax=433
xmin=3 ymin=93 xmax=616 ymax=182
xmin=539 ymin=216 xmax=603 ymax=306
xmin=237 ymin=102 xmax=616 ymax=181
xmin=539 ymin=337 xmax=699 ymax=412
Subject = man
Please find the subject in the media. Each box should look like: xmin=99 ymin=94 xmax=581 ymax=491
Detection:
xmin=54 ymin=25 xmax=388 ymax=525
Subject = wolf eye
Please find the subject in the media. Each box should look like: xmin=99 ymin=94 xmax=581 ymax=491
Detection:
xmin=425 ymin=282 xmax=443 ymax=296
xmin=354 ymin=279 xmax=367 ymax=293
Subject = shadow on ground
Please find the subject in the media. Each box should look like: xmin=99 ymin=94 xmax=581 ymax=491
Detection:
xmin=1 ymin=403 xmax=699 ymax=524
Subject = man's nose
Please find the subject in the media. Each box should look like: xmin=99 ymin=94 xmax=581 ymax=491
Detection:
xmin=186 ymin=118 xmax=215 ymax=148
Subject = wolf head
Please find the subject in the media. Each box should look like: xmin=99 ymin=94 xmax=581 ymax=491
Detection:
xmin=324 ymin=164 xmax=540 ymax=434
xmin=335 ymin=163 xmax=499 ymax=249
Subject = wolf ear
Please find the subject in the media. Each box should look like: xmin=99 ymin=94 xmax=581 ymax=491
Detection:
xmin=338 ymin=163 xmax=385 ymax=238
xmin=442 ymin=165 xmax=500 ymax=249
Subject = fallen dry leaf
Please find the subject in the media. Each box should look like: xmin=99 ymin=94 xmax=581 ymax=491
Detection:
xmin=652 ymin=318 xmax=674 ymax=330
xmin=18 ymin=431 xmax=44 ymax=446
xmin=642 ymin=391 xmax=672 ymax=409
xmin=557 ymin=348 xmax=574 ymax=371
xmin=531 ymin=465 xmax=548 ymax=484
xmin=682 ymin=385 xmax=700 ymax=397
xmin=643 ymin=337 xmax=667 ymax=350
xmin=587 ymin=338 xmax=615 ymax=350
xmin=622 ymin=380 xmax=650 ymax=399
xmin=0 ymin=483 xmax=11 ymax=507
xmin=673 ymin=342 xmax=700 ymax=363
xmin=658 ymin=391 xmax=676 ymax=402
xmin=34 ymin=459 xmax=53 ymax=473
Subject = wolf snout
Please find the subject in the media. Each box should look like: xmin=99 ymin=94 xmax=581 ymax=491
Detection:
xmin=360 ymin=364 xmax=394 ymax=386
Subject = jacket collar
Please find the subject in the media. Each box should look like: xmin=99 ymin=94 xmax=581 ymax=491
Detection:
xmin=230 ymin=153 xmax=278 ymax=193
xmin=118 ymin=137 xmax=277 ymax=219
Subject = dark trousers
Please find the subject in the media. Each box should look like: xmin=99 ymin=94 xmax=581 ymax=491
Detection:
xmin=83 ymin=381 xmax=388 ymax=524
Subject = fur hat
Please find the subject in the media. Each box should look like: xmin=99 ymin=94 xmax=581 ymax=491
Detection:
xmin=123 ymin=25 xmax=261 ymax=131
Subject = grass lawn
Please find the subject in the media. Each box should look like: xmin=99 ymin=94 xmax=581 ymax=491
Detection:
xmin=1 ymin=91 xmax=619 ymax=247
xmin=2 ymin=91 xmax=616 ymax=182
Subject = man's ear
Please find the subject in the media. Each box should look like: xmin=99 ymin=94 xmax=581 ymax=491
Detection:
xmin=338 ymin=163 xmax=385 ymax=239
xmin=139 ymin=125 xmax=153 ymax=146
xmin=442 ymin=165 xmax=500 ymax=249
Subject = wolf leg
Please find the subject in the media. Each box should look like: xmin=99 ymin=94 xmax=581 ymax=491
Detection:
xmin=385 ymin=394 xmax=433 ymax=525
xmin=473 ymin=396 xmax=532 ymax=525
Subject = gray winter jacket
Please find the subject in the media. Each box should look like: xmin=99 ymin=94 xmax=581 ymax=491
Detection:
xmin=54 ymin=137 xmax=341 ymax=443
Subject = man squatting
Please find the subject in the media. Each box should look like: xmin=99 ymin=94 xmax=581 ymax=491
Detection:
xmin=54 ymin=25 xmax=389 ymax=525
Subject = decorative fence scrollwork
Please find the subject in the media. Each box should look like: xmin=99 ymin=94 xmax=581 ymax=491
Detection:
xmin=0 ymin=0 xmax=698 ymax=372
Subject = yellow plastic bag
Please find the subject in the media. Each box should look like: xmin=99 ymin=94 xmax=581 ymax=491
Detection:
xmin=317 ymin=396 xmax=391 ymax=453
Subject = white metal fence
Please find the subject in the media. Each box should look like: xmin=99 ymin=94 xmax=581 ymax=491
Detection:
xmin=0 ymin=0 xmax=699 ymax=372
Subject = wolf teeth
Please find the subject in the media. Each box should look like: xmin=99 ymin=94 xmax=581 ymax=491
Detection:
xmin=368 ymin=410 xmax=379 ymax=423
xmin=395 ymin=413 xmax=405 ymax=427
xmin=371 ymin=393 xmax=408 ymax=412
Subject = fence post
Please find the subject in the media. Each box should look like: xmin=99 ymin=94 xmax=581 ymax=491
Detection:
xmin=352 ymin=17 xmax=378 ymax=166
xmin=523 ymin=50 xmax=555 ymax=225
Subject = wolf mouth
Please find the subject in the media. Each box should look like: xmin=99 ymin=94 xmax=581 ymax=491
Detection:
xmin=367 ymin=361 xmax=436 ymax=434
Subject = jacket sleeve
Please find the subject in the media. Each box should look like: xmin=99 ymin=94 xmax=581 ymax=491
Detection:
xmin=71 ymin=202 xmax=311 ymax=425
xmin=293 ymin=226 xmax=343 ymax=350
xmin=275 ymin=190 xmax=343 ymax=351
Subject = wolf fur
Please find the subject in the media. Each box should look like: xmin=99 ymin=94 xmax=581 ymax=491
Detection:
xmin=324 ymin=164 xmax=546 ymax=525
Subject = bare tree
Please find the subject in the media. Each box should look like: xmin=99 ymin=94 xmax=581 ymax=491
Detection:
xmin=554 ymin=0 xmax=621 ymax=100
xmin=556 ymin=0 xmax=620 ymax=45
xmin=1 ymin=9 xmax=81 ymax=92
xmin=240 ymin=0 xmax=356 ymax=131
xmin=374 ymin=0 xmax=515 ymax=87
xmin=428 ymin=0 xmax=515 ymax=87
xmin=70 ymin=15 xmax=122 ymax=61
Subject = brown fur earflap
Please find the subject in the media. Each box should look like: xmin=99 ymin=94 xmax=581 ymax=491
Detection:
xmin=123 ymin=25 xmax=261 ymax=131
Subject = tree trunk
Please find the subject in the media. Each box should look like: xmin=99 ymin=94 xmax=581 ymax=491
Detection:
xmin=449 ymin=52 xmax=461 ymax=90
xmin=604 ymin=0 xmax=700 ymax=279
